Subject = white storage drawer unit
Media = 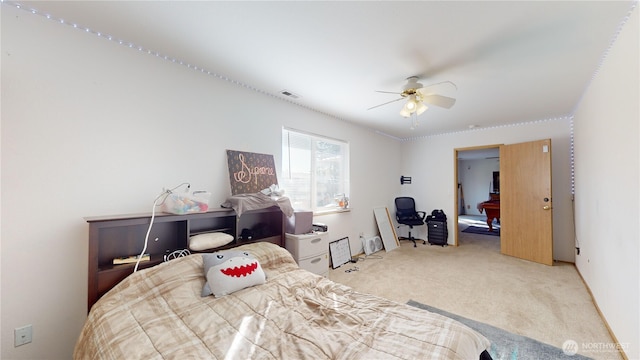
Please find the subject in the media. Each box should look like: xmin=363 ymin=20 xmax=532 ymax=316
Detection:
xmin=285 ymin=232 xmax=329 ymax=277
xmin=297 ymin=255 xmax=329 ymax=276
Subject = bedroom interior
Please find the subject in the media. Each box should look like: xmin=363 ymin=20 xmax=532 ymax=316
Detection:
xmin=1 ymin=1 xmax=638 ymax=359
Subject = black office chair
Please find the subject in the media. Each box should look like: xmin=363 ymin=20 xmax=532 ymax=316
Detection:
xmin=395 ymin=197 xmax=427 ymax=247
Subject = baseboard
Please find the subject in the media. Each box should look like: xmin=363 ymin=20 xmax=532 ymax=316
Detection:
xmin=573 ymin=264 xmax=628 ymax=360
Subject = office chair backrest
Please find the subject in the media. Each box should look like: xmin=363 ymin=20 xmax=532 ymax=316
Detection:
xmin=395 ymin=197 xmax=417 ymax=220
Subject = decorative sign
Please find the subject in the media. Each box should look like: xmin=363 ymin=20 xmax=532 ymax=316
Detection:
xmin=226 ymin=150 xmax=278 ymax=195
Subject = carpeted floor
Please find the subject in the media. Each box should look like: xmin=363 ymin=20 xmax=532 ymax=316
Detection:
xmin=407 ymin=300 xmax=592 ymax=360
xmin=329 ymin=218 xmax=622 ymax=360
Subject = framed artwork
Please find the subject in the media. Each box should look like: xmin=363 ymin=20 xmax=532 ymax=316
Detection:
xmin=226 ymin=150 xmax=278 ymax=195
xmin=329 ymin=237 xmax=352 ymax=269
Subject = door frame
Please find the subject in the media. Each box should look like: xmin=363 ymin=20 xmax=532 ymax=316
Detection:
xmin=453 ymin=144 xmax=502 ymax=246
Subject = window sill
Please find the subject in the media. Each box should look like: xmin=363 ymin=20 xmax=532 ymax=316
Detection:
xmin=314 ymin=208 xmax=351 ymax=216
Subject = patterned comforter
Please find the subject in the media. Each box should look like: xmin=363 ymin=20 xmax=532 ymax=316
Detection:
xmin=74 ymin=242 xmax=490 ymax=359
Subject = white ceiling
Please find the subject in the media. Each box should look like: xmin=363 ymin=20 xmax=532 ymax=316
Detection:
xmin=16 ymin=1 xmax=635 ymax=139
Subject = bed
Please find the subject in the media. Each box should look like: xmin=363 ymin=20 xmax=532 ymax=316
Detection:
xmin=74 ymin=242 xmax=491 ymax=359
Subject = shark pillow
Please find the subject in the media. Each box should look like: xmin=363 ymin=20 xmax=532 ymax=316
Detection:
xmin=201 ymin=250 xmax=266 ymax=297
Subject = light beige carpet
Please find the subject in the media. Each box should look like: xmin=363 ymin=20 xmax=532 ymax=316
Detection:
xmin=328 ymin=218 xmax=623 ymax=360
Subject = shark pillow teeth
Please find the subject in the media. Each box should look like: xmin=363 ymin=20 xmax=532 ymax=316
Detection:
xmin=201 ymin=251 xmax=266 ymax=297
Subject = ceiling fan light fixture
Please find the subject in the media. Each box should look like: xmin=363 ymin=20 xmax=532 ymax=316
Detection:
xmin=416 ymin=102 xmax=428 ymax=115
xmin=406 ymin=95 xmax=417 ymax=110
xmin=400 ymin=95 xmax=421 ymax=117
xmin=370 ymin=76 xmax=456 ymax=125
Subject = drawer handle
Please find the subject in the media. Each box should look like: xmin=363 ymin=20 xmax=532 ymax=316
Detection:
xmin=311 ymin=258 xmax=321 ymax=264
xmin=311 ymin=238 xmax=321 ymax=244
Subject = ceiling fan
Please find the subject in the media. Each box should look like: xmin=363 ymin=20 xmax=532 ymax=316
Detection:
xmin=368 ymin=76 xmax=457 ymax=118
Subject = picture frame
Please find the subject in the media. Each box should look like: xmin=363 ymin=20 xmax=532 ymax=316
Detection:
xmin=329 ymin=237 xmax=352 ymax=269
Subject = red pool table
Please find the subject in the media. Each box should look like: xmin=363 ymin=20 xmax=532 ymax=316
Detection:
xmin=480 ymin=201 xmax=500 ymax=232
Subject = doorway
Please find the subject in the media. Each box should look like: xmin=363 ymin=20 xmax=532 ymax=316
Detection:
xmin=453 ymin=145 xmax=501 ymax=247
xmin=454 ymin=140 xmax=554 ymax=265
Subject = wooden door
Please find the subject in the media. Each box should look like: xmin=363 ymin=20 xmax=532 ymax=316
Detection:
xmin=500 ymin=139 xmax=553 ymax=265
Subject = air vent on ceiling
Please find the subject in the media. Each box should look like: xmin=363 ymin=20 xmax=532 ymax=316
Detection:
xmin=280 ymin=90 xmax=300 ymax=99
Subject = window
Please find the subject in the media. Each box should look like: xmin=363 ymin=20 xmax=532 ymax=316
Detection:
xmin=281 ymin=128 xmax=350 ymax=213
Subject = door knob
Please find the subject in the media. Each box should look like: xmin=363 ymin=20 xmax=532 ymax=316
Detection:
xmin=543 ymin=205 xmax=551 ymax=210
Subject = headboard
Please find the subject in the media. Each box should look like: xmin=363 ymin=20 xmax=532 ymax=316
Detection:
xmin=85 ymin=207 xmax=285 ymax=311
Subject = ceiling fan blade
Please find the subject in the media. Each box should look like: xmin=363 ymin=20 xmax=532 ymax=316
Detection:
xmin=367 ymin=97 xmax=404 ymax=110
xmin=422 ymin=94 xmax=456 ymax=109
xmin=420 ymin=80 xmax=458 ymax=92
xmin=375 ymin=90 xmax=401 ymax=95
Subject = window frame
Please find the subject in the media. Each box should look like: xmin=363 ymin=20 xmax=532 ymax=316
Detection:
xmin=281 ymin=127 xmax=350 ymax=214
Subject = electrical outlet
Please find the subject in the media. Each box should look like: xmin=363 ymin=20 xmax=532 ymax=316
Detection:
xmin=15 ymin=325 xmax=32 ymax=347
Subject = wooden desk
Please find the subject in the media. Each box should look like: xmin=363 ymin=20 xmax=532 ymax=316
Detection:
xmin=480 ymin=201 xmax=500 ymax=232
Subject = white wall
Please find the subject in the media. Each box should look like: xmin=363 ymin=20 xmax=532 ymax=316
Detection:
xmin=399 ymin=118 xmax=575 ymax=262
xmin=0 ymin=7 xmax=400 ymax=359
xmin=573 ymin=6 xmax=639 ymax=359
xmin=458 ymin=158 xmax=500 ymax=216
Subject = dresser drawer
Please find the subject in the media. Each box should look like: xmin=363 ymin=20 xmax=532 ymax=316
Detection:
xmin=298 ymin=253 xmax=329 ymax=276
xmin=285 ymin=232 xmax=328 ymax=259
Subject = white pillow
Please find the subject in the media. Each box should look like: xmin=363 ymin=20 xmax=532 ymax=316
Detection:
xmin=201 ymin=251 xmax=266 ymax=297
xmin=189 ymin=232 xmax=234 ymax=251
